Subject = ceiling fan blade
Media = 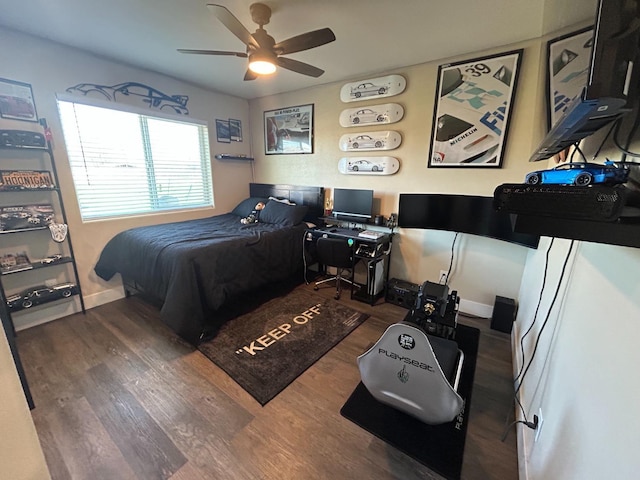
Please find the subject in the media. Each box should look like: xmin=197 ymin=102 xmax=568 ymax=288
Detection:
xmin=177 ymin=49 xmax=248 ymax=57
xmin=273 ymin=28 xmax=336 ymax=55
xmin=276 ymin=57 xmax=325 ymax=78
xmin=207 ymin=3 xmax=259 ymax=49
xmin=244 ymin=69 xmax=258 ymax=81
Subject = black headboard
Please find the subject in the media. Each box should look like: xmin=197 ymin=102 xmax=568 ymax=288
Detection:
xmin=249 ymin=183 xmax=324 ymax=224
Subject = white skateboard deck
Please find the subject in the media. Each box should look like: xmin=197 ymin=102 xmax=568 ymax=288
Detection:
xmin=340 ymin=74 xmax=406 ymax=103
xmin=338 ymin=156 xmax=400 ymax=175
xmin=339 ymin=103 xmax=404 ymax=128
xmin=339 ymin=130 xmax=401 ymax=152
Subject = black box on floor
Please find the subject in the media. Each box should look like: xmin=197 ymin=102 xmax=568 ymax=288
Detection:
xmin=386 ymin=278 xmax=420 ymax=308
xmin=490 ymin=296 xmax=517 ymax=333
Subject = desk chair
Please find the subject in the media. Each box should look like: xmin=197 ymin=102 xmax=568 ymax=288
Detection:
xmin=313 ymin=236 xmax=357 ymax=300
xmin=357 ymin=322 xmax=464 ymax=425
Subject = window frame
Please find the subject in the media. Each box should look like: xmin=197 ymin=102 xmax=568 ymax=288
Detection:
xmin=55 ymin=92 xmax=214 ymax=222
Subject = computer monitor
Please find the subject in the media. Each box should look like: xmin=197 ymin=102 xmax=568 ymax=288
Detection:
xmin=398 ymin=193 xmax=540 ymax=248
xmin=332 ymin=188 xmax=374 ymax=221
xmin=529 ymin=0 xmax=640 ymax=161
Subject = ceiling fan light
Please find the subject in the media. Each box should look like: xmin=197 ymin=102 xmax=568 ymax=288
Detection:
xmin=249 ymin=59 xmax=277 ymax=75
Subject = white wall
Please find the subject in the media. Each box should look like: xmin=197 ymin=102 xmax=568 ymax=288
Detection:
xmin=247 ymin=39 xmax=545 ymax=313
xmin=0 ymin=27 xmax=253 ymax=329
xmin=514 ymin=240 xmax=640 ymax=479
xmin=0 ymin=328 xmax=50 ymax=480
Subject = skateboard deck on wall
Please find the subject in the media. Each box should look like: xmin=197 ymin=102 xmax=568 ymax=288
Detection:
xmin=338 ymin=156 xmax=400 ymax=175
xmin=339 ymin=103 xmax=404 ymax=127
xmin=339 ymin=130 xmax=401 ymax=152
xmin=340 ymin=74 xmax=406 ymax=103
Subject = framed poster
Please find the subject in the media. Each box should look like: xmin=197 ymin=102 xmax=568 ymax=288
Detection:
xmin=428 ymin=49 xmax=523 ymax=168
xmin=215 ymin=119 xmax=231 ymax=143
xmin=264 ymin=104 xmax=313 ymax=154
xmin=0 ymin=77 xmax=38 ymax=122
xmin=547 ymin=26 xmax=594 ymax=130
xmin=229 ymin=118 xmax=243 ymax=142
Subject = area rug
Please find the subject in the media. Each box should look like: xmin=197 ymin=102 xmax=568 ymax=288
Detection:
xmin=198 ymin=288 xmax=369 ymax=405
xmin=340 ymin=323 xmax=480 ymax=480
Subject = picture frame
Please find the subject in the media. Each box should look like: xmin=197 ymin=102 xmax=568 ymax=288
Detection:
xmin=229 ymin=118 xmax=243 ymax=142
xmin=428 ymin=49 xmax=523 ymax=168
xmin=546 ymin=26 xmax=594 ymax=130
xmin=0 ymin=77 xmax=38 ymax=122
xmin=215 ymin=119 xmax=231 ymax=143
xmin=264 ymin=104 xmax=313 ymax=155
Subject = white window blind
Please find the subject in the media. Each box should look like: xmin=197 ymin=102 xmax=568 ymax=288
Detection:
xmin=57 ymin=99 xmax=213 ymax=221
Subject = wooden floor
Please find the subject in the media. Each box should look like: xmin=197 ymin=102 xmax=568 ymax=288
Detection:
xmin=17 ymin=281 xmax=518 ymax=480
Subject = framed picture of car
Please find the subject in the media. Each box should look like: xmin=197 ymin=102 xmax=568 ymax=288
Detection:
xmin=264 ymin=104 xmax=313 ymax=155
xmin=546 ymin=26 xmax=593 ymax=131
xmin=0 ymin=77 xmax=38 ymax=122
xmin=428 ymin=49 xmax=523 ymax=168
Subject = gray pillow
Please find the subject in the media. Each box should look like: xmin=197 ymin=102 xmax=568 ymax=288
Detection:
xmin=259 ymin=200 xmax=308 ymax=226
xmin=231 ymin=197 xmax=268 ymax=217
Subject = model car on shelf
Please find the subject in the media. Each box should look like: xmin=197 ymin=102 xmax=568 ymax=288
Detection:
xmin=40 ymin=254 xmax=63 ymax=265
xmin=6 ymin=282 xmax=78 ymax=311
xmin=524 ymin=160 xmax=630 ymax=186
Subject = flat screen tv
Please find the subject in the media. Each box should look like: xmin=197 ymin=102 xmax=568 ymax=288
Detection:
xmin=398 ymin=193 xmax=540 ymax=248
xmin=332 ymin=188 xmax=374 ymax=221
xmin=529 ymin=0 xmax=640 ymax=161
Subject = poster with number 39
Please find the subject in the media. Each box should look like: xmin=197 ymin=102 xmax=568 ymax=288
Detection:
xmin=428 ymin=49 xmax=523 ymax=168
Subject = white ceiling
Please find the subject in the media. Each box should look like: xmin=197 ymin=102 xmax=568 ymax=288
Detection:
xmin=0 ymin=0 xmax=595 ymax=100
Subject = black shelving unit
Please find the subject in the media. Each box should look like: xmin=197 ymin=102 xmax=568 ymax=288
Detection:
xmin=0 ymin=118 xmax=85 ymax=328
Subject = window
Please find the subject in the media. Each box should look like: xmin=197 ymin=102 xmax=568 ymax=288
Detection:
xmin=57 ymin=98 xmax=213 ymax=221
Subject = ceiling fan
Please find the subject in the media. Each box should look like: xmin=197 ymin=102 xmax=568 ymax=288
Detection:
xmin=178 ymin=3 xmax=336 ymax=81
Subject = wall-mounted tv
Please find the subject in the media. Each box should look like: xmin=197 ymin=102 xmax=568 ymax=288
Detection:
xmin=398 ymin=193 xmax=540 ymax=248
xmin=529 ymin=0 xmax=640 ymax=161
xmin=333 ymin=188 xmax=374 ymax=221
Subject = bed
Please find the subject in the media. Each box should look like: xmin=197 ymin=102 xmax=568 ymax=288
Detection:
xmin=94 ymin=183 xmax=324 ymax=344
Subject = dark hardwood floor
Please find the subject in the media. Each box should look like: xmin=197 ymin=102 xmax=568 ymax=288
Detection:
xmin=17 ymin=281 xmax=518 ymax=480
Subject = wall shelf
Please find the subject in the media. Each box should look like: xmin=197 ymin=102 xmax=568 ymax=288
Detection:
xmin=214 ymin=154 xmax=254 ymax=161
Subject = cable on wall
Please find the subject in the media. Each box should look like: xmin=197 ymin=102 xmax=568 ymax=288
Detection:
xmin=441 ymin=232 xmax=459 ymax=285
xmin=514 ymin=240 xmax=575 ymax=398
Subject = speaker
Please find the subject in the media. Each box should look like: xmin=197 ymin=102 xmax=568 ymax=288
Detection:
xmin=490 ymin=296 xmax=517 ymax=333
xmin=385 ymin=278 xmax=420 ymax=308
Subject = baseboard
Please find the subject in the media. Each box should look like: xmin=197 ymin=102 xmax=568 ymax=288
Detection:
xmin=83 ymin=286 xmax=126 ymax=310
xmin=458 ymin=298 xmax=493 ymax=318
xmin=14 ymin=286 xmax=125 ymax=331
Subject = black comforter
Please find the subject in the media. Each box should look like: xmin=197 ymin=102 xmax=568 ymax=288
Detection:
xmin=95 ymin=213 xmax=307 ymax=344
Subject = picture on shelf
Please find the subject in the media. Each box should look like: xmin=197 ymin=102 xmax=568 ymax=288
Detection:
xmin=0 ymin=252 xmax=32 ymax=274
xmin=0 ymin=170 xmax=54 ymax=190
xmin=0 ymin=204 xmax=54 ymax=232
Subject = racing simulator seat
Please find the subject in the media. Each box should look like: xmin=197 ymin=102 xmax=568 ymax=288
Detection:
xmin=357 ymin=281 xmax=465 ymax=424
xmin=313 ymin=236 xmax=357 ymax=300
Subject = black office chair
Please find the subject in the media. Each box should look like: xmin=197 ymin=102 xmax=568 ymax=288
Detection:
xmin=313 ymin=236 xmax=356 ymax=300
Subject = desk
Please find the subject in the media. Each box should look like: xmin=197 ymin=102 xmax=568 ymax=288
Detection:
xmin=305 ymin=227 xmax=393 ymax=305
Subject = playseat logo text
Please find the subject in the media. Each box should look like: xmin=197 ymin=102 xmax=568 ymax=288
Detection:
xmin=235 ymin=304 xmax=321 ymax=356
xmin=378 ymin=348 xmax=435 ymax=372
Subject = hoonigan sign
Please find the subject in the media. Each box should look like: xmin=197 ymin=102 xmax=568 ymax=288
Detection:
xmin=0 ymin=170 xmax=54 ymax=190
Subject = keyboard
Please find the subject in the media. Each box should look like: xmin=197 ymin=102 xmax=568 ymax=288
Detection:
xmin=358 ymin=230 xmax=385 ymax=239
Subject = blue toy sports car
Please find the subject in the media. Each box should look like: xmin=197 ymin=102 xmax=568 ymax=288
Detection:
xmin=525 ymin=161 xmax=629 ymax=186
